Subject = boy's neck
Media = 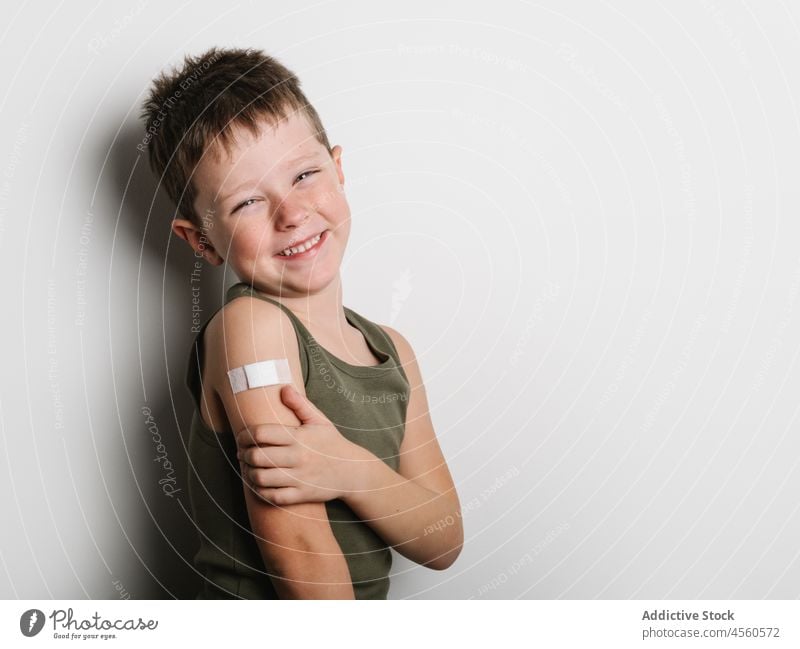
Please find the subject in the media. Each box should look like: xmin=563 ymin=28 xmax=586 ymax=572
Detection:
xmin=249 ymin=274 xmax=349 ymax=332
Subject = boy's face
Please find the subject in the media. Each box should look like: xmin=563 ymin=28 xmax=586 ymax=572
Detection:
xmin=173 ymin=111 xmax=350 ymax=297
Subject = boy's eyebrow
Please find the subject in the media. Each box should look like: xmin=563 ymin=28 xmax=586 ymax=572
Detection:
xmin=283 ymin=151 xmax=322 ymax=167
xmin=215 ymin=152 xmax=323 ymax=207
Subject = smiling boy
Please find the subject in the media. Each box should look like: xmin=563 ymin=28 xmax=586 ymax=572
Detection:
xmin=140 ymin=47 xmax=462 ymax=599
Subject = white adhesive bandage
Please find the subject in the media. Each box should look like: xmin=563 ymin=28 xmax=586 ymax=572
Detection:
xmin=227 ymin=359 xmax=293 ymax=394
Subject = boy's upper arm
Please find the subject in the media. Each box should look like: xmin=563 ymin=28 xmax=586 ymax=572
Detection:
xmin=381 ymin=325 xmax=458 ymax=500
xmin=204 ymin=296 xmax=343 ymax=572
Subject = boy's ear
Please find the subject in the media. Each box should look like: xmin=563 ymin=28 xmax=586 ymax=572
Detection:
xmin=330 ymin=144 xmax=345 ymax=189
xmin=172 ymin=217 xmax=224 ymax=265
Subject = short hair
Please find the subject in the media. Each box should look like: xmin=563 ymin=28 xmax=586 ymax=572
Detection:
xmin=139 ymin=46 xmax=332 ymax=228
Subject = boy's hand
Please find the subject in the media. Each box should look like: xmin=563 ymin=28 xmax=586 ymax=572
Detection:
xmin=235 ymin=385 xmax=366 ymax=506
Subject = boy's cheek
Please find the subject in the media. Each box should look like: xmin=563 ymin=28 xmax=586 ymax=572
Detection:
xmin=229 ymin=233 xmax=265 ymax=260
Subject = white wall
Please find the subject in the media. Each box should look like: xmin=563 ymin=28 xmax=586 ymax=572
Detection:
xmin=1 ymin=0 xmax=798 ymax=600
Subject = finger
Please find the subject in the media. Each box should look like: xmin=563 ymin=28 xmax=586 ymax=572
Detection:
xmin=279 ymin=384 xmax=327 ymax=425
xmin=240 ymin=445 xmax=297 ymax=469
xmin=246 ymin=466 xmax=296 ymax=489
xmin=236 ymin=423 xmax=295 ymax=449
xmin=254 ymin=487 xmax=303 ymax=507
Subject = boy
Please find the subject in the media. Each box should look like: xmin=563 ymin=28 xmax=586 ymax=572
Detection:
xmin=140 ymin=47 xmax=462 ymax=599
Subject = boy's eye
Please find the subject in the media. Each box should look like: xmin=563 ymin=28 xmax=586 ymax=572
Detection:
xmin=232 ymin=198 xmax=258 ymax=213
xmin=295 ymin=169 xmax=319 ymax=183
xmin=230 ymin=170 xmax=318 ymax=213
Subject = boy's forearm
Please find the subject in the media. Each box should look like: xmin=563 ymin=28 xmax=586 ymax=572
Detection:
xmin=342 ymin=448 xmax=463 ymax=570
xmin=246 ymin=490 xmax=355 ymax=599
xmin=264 ymin=541 xmax=355 ymax=599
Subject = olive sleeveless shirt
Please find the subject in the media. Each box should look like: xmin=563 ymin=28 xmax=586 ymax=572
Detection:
xmin=184 ymin=281 xmax=409 ymax=599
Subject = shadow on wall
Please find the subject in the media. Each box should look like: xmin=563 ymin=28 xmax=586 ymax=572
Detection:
xmin=109 ymin=122 xmax=226 ymax=599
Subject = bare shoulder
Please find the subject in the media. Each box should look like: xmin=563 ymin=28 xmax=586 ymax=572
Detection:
xmin=206 ymin=295 xmax=299 ymax=365
xmin=202 ymin=294 xmax=307 ymax=441
xmin=202 ymin=295 xmax=305 ymax=413
xmin=378 ymin=324 xmax=423 ymax=390
xmin=378 ymin=324 xmax=414 ymax=362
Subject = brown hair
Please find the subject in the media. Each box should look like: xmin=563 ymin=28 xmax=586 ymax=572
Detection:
xmin=139 ymin=46 xmax=332 ymax=228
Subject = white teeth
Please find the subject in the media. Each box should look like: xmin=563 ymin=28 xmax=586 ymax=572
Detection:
xmin=279 ymin=232 xmax=322 ymax=256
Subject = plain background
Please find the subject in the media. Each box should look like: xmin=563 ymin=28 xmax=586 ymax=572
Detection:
xmin=0 ymin=0 xmax=798 ymax=599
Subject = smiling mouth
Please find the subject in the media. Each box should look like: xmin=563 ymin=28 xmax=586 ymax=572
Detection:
xmin=275 ymin=230 xmax=328 ymax=258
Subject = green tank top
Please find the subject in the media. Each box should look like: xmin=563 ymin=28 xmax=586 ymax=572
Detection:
xmin=184 ymin=281 xmax=409 ymax=599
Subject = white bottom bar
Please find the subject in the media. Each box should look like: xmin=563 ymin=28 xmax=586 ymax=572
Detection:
xmin=1 ymin=600 xmax=797 ymax=648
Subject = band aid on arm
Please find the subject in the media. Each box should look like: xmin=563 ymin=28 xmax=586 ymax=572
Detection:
xmin=227 ymin=359 xmax=293 ymax=394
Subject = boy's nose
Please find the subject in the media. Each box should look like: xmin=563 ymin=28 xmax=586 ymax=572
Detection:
xmin=273 ymin=196 xmax=310 ymax=230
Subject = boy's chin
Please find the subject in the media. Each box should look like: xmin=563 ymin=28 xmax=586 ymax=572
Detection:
xmin=251 ymin=272 xmax=338 ymax=295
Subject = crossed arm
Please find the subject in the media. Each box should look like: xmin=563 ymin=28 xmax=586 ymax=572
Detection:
xmin=237 ymin=323 xmax=463 ymax=571
xmin=211 ymin=297 xmax=463 ymax=599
